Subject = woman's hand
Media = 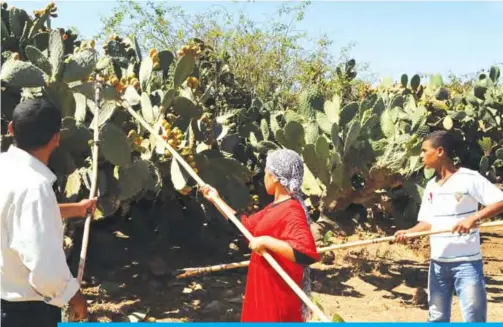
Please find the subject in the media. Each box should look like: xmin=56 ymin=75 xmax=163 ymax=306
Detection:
xmin=249 ymin=236 xmax=272 ymax=256
xmin=199 ymin=184 xmax=236 ymax=220
xmin=199 ymin=184 xmax=220 ymax=203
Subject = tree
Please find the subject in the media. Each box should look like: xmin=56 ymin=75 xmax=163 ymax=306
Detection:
xmin=97 ymin=0 xmax=364 ymax=102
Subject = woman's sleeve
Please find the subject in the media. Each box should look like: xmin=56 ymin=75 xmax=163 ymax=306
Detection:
xmin=240 ymin=209 xmax=264 ymax=235
xmin=279 ymin=209 xmax=320 ymax=265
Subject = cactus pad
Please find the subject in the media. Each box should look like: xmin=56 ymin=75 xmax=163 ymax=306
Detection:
xmin=173 ymin=52 xmax=195 ymax=88
xmin=99 ymin=122 xmax=132 ymax=166
xmin=0 ymin=58 xmax=46 ymax=87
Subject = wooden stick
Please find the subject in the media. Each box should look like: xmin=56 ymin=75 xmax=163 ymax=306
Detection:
xmin=66 ymin=81 xmax=103 ymax=323
xmin=123 ymin=101 xmax=330 ymax=322
xmin=177 ymin=260 xmax=249 ymax=278
xmin=176 ymin=220 xmax=503 ymax=278
xmin=318 ymin=220 xmax=503 ymax=253
xmin=76 ymin=81 xmax=103 ymax=283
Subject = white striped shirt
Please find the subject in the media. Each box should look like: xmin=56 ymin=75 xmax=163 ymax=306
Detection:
xmin=418 ymin=167 xmax=503 ymax=262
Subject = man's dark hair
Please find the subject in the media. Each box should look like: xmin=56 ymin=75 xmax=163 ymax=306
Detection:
xmin=424 ymin=130 xmax=458 ymax=159
xmin=11 ymin=97 xmax=62 ymax=151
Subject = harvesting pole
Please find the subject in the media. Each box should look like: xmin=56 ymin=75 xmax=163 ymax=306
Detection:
xmin=123 ymin=101 xmax=331 ymax=322
xmin=76 ymin=78 xmax=103 ymax=283
xmin=176 ymin=220 xmax=503 ymax=278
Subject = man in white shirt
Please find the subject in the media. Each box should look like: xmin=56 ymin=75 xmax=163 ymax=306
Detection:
xmin=1 ymin=98 xmax=94 ymax=326
xmin=395 ymin=131 xmax=503 ymax=322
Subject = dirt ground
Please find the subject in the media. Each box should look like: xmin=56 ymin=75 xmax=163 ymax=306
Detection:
xmin=74 ymin=225 xmax=503 ymax=323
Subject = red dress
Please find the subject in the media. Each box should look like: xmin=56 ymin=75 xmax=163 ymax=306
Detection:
xmin=239 ymin=199 xmax=320 ymax=322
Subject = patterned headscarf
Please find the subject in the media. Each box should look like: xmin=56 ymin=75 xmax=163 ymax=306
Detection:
xmin=265 ymin=149 xmax=313 ymax=321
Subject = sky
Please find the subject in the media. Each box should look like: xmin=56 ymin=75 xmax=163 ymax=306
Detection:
xmin=8 ymin=1 xmax=503 ymax=82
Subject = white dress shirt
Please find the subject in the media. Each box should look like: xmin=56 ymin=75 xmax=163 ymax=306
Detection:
xmin=0 ymin=145 xmax=79 ymax=307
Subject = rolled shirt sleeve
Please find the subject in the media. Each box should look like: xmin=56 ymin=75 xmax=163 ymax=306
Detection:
xmin=9 ymin=184 xmax=79 ymax=308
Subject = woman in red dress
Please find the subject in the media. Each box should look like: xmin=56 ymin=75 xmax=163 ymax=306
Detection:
xmin=200 ymin=149 xmax=320 ymax=322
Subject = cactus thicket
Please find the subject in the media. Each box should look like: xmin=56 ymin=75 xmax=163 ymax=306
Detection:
xmin=1 ymin=1 xmax=502 ymax=248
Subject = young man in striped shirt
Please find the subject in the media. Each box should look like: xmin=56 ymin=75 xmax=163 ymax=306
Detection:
xmin=395 ymin=131 xmax=503 ymax=322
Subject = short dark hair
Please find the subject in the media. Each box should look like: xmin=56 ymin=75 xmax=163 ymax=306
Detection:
xmin=11 ymin=98 xmax=62 ymax=151
xmin=424 ymin=130 xmax=458 ymax=159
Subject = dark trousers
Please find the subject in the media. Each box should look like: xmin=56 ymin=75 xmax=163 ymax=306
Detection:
xmin=1 ymin=299 xmax=61 ymax=327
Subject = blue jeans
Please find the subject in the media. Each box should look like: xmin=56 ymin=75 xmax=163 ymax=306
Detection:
xmin=427 ymin=259 xmax=487 ymax=322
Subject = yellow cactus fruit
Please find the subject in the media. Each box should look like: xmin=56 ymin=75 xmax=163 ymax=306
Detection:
xmin=153 ymin=62 xmax=161 ymax=70
xmin=133 ymin=80 xmax=141 ymax=90
xmin=193 ymin=168 xmax=199 ymax=174
xmin=127 ymin=75 xmax=135 ymax=83
xmin=110 ymin=76 xmax=119 ymax=87
xmin=187 ymin=77 xmax=199 ymax=89
xmin=134 ymin=136 xmax=143 ymax=146
xmin=164 ymin=151 xmax=172 ymax=158
xmin=89 ymin=39 xmax=96 ymax=49
xmin=151 ymin=52 xmax=159 ymax=63
xmin=177 ymin=49 xmax=184 ymax=57
xmin=190 ymin=161 xmax=197 ymax=168
xmin=167 ymin=139 xmax=176 ymax=146
xmin=149 ymin=48 xmax=157 ymax=57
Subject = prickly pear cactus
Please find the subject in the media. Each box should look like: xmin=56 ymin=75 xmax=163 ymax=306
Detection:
xmin=299 ymin=85 xmax=325 ymax=119
xmin=2 ymin=1 xmax=503 ymax=251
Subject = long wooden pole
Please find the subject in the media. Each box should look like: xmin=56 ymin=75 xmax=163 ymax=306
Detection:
xmin=176 ymin=220 xmax=503 ymax=278
xmin=76 ymin=81 xmax=103 ymax=283
xmin=123 ymin=101 xmax=330 ymax=322
xmin=67 ymin=80 xmax=103 ymax=322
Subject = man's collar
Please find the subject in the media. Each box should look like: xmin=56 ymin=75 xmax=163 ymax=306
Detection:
xmin=7 ymin=145 xmax=57 ymax=184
